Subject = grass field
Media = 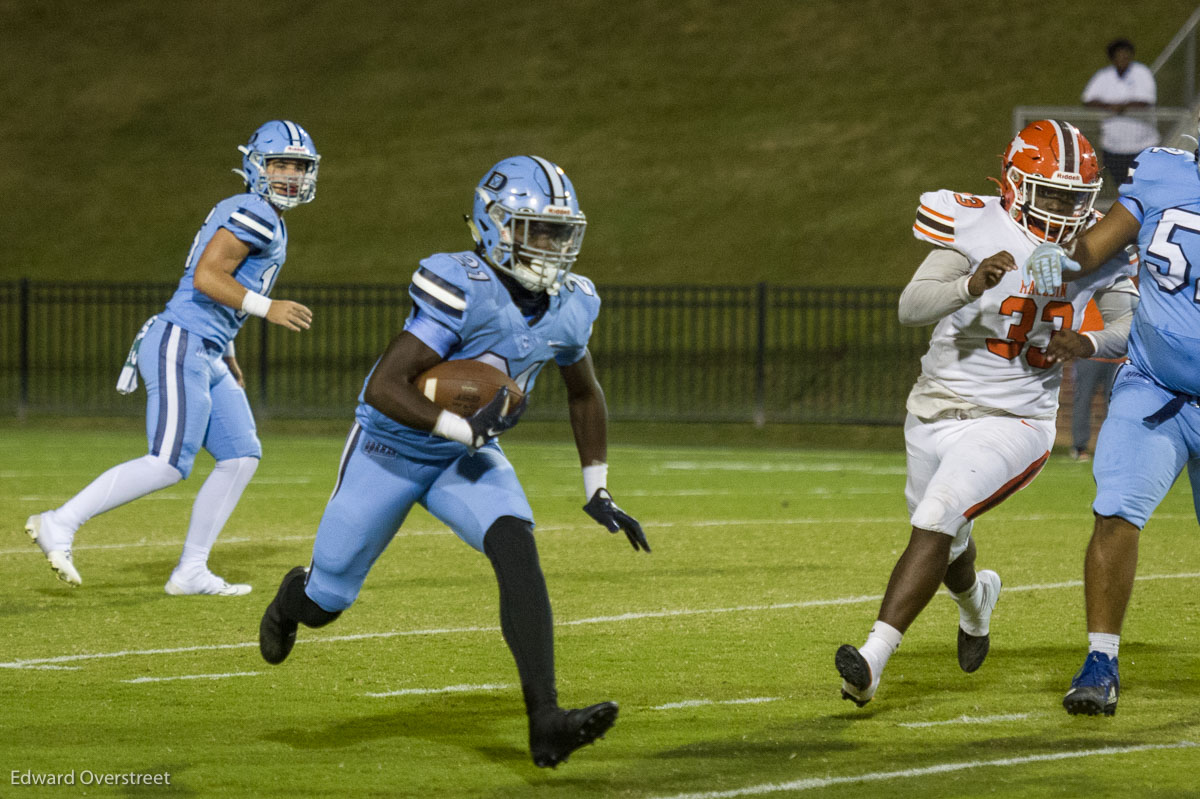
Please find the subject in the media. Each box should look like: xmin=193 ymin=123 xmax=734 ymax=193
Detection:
xmin=2 ymin=423 xmax=1198 ymax=797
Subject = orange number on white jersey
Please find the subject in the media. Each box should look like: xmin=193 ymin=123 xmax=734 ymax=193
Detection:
xmin=986 ymin=298 xmax=1075 ymax=369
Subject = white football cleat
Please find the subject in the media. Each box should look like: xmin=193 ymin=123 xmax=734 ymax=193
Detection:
xmin=165 ymin=569 xmax=252 ymax=597
xmin=25 ymin=513 xmax=81 ymax=586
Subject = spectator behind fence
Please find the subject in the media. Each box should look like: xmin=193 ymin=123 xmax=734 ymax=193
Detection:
xmin=1082 ymin=38 xmax=1159 ymax=183
xmin=24 ymin=120 xmax=320 ymax=596
xmin=833 ymin=120 xmax=1138 ymax=709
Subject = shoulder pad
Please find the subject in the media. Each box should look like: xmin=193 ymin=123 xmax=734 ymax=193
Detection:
xmin=560 ymin=273 xmax=601 ymax=315
xmin=409 ymin=253 xmax=477 ymax=328
xmin=221 ymin=195 xmax=278 ymax=251
xmin=1127 ymin=146 xmax=1194 ymax=184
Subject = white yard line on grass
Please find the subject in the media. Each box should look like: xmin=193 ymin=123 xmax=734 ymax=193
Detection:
xmin=653 ymin=697 xmax=781 ymax=710
xmin=898 ymin=713 xmax=1034 ymax=728
xmin=655 ymin=461 xmax=908 ymax=475
xmin=15 ymin=513 xmax=1198 ymax=557
xmin=365 ymin=682 xmax=512 ymax=698
xmin=121 ymin=671 xmax=261 ymax=684
xmin=647 ymin=741 xmax=1198 ymax=799
xmin=2 ymin=571 xmax=1198 ymax=670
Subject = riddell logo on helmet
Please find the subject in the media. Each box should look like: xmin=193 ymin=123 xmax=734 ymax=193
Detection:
xmin=283 ymin=146 xmax=309 ymax=155
xmin=544 ymin=205 xmax=571 ymax=216
xmin=1055 ymin=171 xmax=1083 ymax=181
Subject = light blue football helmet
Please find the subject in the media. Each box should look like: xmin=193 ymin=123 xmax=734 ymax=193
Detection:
xmin=233 ymin=120 xmax=320 ymax=210
xmin=468 ymin=155 xmax=586 ymax=294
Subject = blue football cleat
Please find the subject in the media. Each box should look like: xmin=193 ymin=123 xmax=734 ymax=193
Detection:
xmin=1063 ymin=651 xmax=1119 ymax=716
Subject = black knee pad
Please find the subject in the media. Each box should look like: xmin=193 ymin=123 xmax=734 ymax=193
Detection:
xmin=484 ymin=516 xmax=539 ymax=568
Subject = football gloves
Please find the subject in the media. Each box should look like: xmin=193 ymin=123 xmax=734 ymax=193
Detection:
xmin=467 ymin=387 xmax=527 ymax=450
xmin=584 ymin=488 xmax=650 ymax=552
xmin=1022 ymin=242 xmax=1081 ymax=292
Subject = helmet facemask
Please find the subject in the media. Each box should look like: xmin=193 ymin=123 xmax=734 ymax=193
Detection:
xmin=239 ymin=150 xmax=319 ymax=210
xmin=1007 ymin=169 xmax=1100 ymax=243
xmin=485 ymin=202 xmax=585 ymax=294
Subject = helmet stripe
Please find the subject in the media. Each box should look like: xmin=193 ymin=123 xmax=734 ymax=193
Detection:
xmin=283 ymin=120 xmax=302 ymax=146
xmin=1052 ymin=120 xmax=1077 ymax=174
xmin=528 ymin=155 xmax=564 ymax=203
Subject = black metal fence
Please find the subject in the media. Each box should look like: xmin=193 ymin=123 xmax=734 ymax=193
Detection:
xmin=0 ymin=280 xmax=931 ymax=424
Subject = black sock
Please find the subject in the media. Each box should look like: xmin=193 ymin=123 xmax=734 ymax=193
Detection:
xmin=483 ymin=516 xmax=557 ymax=717
xmin=281 ymin=570 xmax=342 ymax=628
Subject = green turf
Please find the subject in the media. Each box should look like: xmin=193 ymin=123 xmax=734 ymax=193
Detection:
xmin=3 ymin=1 xmax=1195 ymax=287
xmin=2 ymin=425 xmax=1197 ymax=797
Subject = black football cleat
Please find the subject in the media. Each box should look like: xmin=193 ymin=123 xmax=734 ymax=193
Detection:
xmin=529 ymin=701 xmax=618 ymax=768
xmin=836 ymin=644 xmax=878 ymax=707
xmin=957 ymin=628 xmax=991 ymax=673
xmin=259 ymin=566 xmax=306 ymax=665
xmin=957 ymin=570 xmax=1001 ymax=673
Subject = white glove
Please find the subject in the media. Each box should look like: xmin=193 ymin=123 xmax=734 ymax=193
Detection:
xmin=1022 ymin=242 xmax=1081 ymax=291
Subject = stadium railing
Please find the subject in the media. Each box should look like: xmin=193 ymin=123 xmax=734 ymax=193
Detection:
xmin=0 ymin=280 xmax=932 ymax=425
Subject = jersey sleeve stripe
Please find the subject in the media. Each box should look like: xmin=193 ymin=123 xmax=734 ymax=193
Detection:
xmin=914 ymin=206 xmax=954 ymax=242
xmin=229 ymin=211 xmax=275 ymax=245
xmin=414 ymin=268 xmax=467 ymax=307
xmin=919 ymin=204 xmax=954 ymax=223
xmin=916 ymin=207 xmax=954 ymax=234
xmin=411 ymin=284 xmax=465 ymax=319
xmin=913 ymin=224 xmax=954 ymax=243
xmin=237 ymin=207 xmax=275 ymax=231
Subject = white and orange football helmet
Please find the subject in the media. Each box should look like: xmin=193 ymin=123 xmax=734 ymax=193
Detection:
xmin=998 ymin=120 xmax=1101 ymax=243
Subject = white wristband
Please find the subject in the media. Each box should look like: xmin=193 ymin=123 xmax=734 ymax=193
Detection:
xmin=582 ymin=463 xmax=608 ymax=499
xmin=433 ymin=410 xmax=474 ymax=446
xmin=241 ymin=290 xmax=272 ymax=318
xmin=223 ymin=340 xmax=236 ymax=358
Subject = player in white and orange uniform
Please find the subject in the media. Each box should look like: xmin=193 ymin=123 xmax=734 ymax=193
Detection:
xmin=835 ymin=120 xmax=1139 ymax=707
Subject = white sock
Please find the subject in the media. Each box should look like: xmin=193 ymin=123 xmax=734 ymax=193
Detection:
xmin=54 ymin=455 xmax=183 ymax=534
xmin=860 ymin=620 xmax=903 ymax=678
xmin=1087 ymin=632 xmax=1120 ymax=659
xmin=950 ymin=575 xmax=987 ymax=635
xmin=173 ymin=457 xmax=258 ymax=575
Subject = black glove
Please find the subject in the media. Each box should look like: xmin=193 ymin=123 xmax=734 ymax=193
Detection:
xmin=467 ymin=387 xmax=527 ymax=450
xmin=583 ymin=488 xmax=650 ymax=552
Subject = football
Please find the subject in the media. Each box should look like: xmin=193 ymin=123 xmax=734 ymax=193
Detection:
xmin=416 ymin=359 xmax=523 ymax=417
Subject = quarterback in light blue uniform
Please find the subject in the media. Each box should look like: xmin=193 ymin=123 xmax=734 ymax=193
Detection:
xmin=1023 ymin=142 xmax=1200 ymax=716
xmin=258 ymin=156 xmax=648 ymax=769
xmin=25 ymin=120 xmax=319 ymax=597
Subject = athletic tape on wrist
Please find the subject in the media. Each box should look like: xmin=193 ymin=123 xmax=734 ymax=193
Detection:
xmin=582 ymin=463 xmax=608 ymax=499
xmin=241 ymin=290 xmax=272 ymax=318
xmin=433 ymin=410 xmax=474 ymax=446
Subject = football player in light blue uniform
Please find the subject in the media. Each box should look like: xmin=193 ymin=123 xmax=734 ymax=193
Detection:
xmin=25 ymin=120 xmax=319 ymax=596
xmin=258 ymin=155 xmax=648 ymax=769
xmin=1024 ymin=142 xmax=1200 ymax=716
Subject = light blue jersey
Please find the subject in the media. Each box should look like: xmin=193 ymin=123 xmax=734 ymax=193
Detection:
xmin=1093 ymin=146 xmax=1200 ymax=526
xmin=1118 ymin=147 xmax=1200 ymax=396
xmin=158 ymin=193 xmax=287 ymax=349
xmin=305 ymin=254 xmax=601 ymax=611
xmin=127 ymin=192 xmax=282 ymax=477
xmin=354 ymin=251 xmax=600 ymax=458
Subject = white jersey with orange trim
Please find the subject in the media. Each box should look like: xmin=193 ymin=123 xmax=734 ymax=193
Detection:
xmin=908 ymin=190 xmax=1135 ymax=419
